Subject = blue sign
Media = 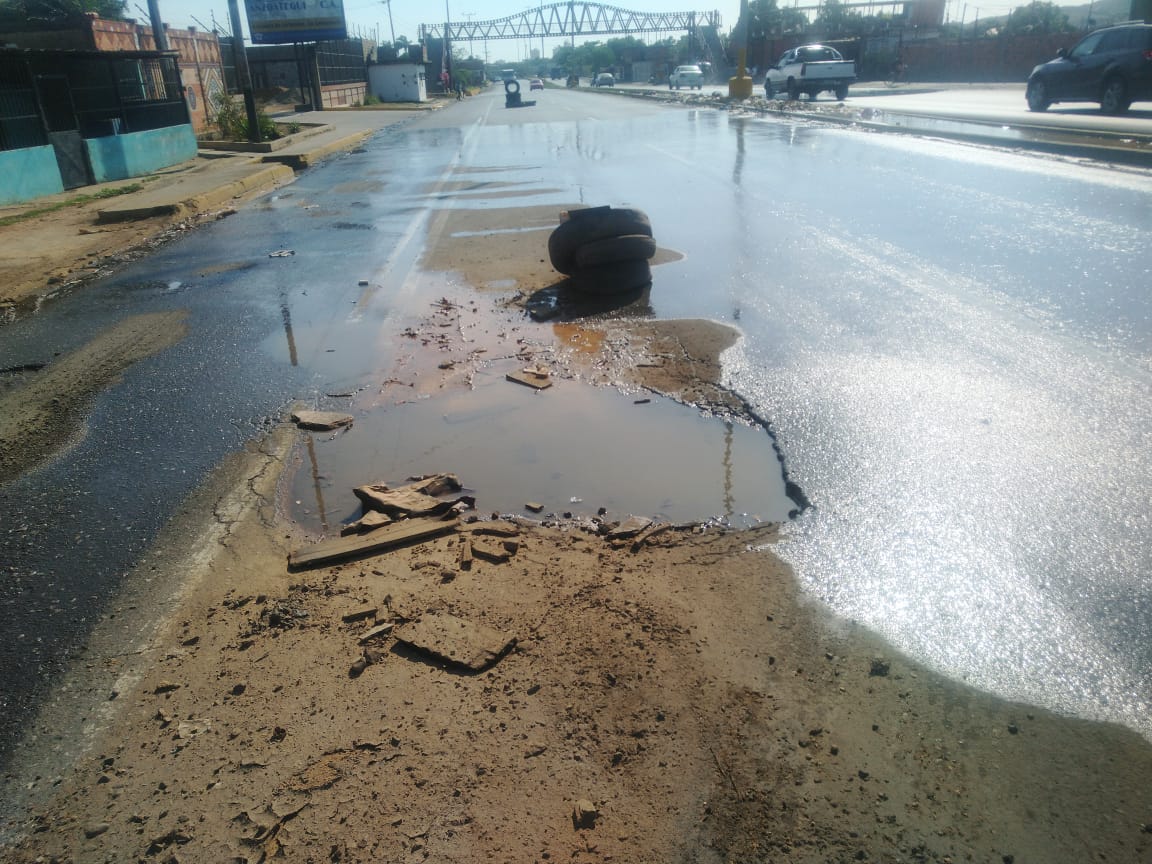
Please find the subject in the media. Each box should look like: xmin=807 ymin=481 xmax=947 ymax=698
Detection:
xmin=245 ymin=0 xmax=348 ymax=44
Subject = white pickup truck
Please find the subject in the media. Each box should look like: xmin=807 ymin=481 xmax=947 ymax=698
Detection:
xmin=668 ymin=64 xmax=705 ymax=90
xmin=764 ymin=44 xmax=856 ymax=101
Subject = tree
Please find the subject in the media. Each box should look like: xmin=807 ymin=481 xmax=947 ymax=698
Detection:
xmin=0 ymin=0 xmax=126 ymax=27
xmin=813 ymin=0 xmax=857 ymax=36
xmin=1002 ymin=1 xmax=1073 ymax=35
xmin=748 ymin=0 xmax=808 ymax=38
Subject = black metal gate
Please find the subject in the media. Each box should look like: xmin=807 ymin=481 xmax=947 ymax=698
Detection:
xmin=35 ymin=74 xmax=93 ymax=189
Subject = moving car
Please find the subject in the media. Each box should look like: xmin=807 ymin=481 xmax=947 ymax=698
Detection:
xmin=764 ymin=44 xmax=856 ymax=101
xmin=529 ymin=78 xmax=544 ymax=91
xmin=594 ymin=72 xmax=615 ymax=87
xmin=669 ymin=64 xmax=704 ymax=90
xmin=1026 ymin=23 xmax=1152 ymax=114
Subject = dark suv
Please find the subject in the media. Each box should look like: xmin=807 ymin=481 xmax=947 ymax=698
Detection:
xmin=1026 ymin=23 xmax=1152 ymax=114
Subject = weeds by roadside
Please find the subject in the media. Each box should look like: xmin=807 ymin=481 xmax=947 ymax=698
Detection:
xmin=0 ymin=184 xmax=144 ymax=228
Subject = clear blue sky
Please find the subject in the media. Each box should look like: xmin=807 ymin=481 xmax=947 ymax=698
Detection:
xmin=150 ymin=0 xmax=1026 ymax=56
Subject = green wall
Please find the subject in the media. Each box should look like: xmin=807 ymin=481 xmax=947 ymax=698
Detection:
xmin=86 ymin=125 xmax=198 ymax=183
xmin=0 ymin=146 xmax=65 ymax=205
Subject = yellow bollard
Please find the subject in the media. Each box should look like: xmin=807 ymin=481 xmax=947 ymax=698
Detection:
xmin=728 ymin=75 xmax=753 ymax=99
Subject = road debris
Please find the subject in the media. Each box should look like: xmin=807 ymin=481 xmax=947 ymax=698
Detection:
xmin=340 ymin=510 xmax=392 ymax=536
xmin=394 ymin=611 xmax=516 ymax=671
xmin=353 ymin=474 xmax=470 ymax=518
xmin=506 ymin=365 xmax=553 ymax=390
xmin=291 ymin=409 xmax=354 ymax=431
xmin=288 ymin=517 xmax=458 ymax=569
xmin=572 ymin=799 xmax=600 ymax=829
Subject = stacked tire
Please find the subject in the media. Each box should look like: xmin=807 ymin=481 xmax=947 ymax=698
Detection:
xmin=504 ymin=78 xmax=521 ymax=108
xmin=547 ymin=207 xmax=656 ymax=295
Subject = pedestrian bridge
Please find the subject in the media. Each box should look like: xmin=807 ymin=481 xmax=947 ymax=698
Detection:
xmin=419 ymin=2 xmax=722 ymax=41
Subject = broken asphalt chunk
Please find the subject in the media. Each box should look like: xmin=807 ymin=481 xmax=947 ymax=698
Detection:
xmin=353 ymin=474 xmax=469 ymax=519
xmin=506 ymin=366 xmax=553 ymax=390
xmin=291 ymin=410 xmax=354 ymax=431
xmin=606 ymin=515 xmax=654 ymax=539
xmin=394 ymin=611 xmax=515 ymax=672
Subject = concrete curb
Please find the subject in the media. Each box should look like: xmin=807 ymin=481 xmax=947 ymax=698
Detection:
xmin=96 ymin=163 xmax=295 ymax=223
xmin=261 ymin=130 xmax=376 ymax=170
xmin=183 ymin=163 xmax=297 ymax=211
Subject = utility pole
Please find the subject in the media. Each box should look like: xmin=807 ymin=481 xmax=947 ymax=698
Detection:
xmin=381 ymin=0 xmax=396 ymax=44
xmin=444 ymin=0 xmax=453 ymax=88
xmin=226 ymin=0 xmax=261 ymax=142
xmin=147 ymin=0 xmax=170 ymax=50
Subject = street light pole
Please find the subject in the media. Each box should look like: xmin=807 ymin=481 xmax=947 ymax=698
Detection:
xmin=226 ymin=0 xmax=261 ymax=142
xmin=444 ymin=0 xmax=453 ymax=88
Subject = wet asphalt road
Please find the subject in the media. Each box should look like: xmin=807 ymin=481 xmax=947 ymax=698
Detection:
xmin=1 ymin=86 xmax=1151 ymax=766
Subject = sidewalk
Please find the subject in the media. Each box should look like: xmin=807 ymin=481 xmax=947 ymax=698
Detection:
xmin=0 ymin=107 xmax=433 ymax=310
xmin=98 ymin=107 xmax=426 ymax=221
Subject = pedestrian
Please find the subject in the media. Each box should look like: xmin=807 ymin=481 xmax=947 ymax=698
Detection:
xmin=456 ymin=81 xmax=464 ymax=100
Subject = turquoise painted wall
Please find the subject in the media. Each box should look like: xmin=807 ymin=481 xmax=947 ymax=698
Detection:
xmin=0 ymin=146 xmax=65 ymax=206
xmin=86 ymin=124 xmax=198 ymax=183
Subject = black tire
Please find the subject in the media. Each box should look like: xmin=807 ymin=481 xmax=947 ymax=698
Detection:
xmin=504 ymin=79 xmax=520 ymax=95
xmin=764 ymin=79 xmax=775 ymax=98
xmin=786 ymin=80 xmax=799 ymax=101
xmin=567 ymin=259 xmax=652 ymax=296
xmin=573 ymin=234 xmax=657 ymax=270
xmin=1100 ymin=76 xmax=1130 ymax=115
xmin=548 ymin=208 xmax=652 ymax=275
xmin=1026 ymin=79 xmax=1050 ymax=112
xmin=834 ymin=84 xmax=848 ymax=100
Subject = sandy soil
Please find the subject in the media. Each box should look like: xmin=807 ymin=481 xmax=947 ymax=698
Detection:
xmin=2 ymin=201 xmax=1151 ymax=864
xmin=0 ymin=194 xmax=233 ymax=321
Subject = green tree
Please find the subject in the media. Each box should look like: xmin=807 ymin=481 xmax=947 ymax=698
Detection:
xmin=748 ymin=0 xmax=808 ymax=37
xmin=1002 ymin=1 xmax=1072 ymax=35
xmin=0 ymin=0 xmax=126 ymax=27
xmin=813 ymin=0 xmax=858 ymax=36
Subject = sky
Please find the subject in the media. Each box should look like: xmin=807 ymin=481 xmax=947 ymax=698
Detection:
xmin=150 ymin=0 xmax=1030 ymax=59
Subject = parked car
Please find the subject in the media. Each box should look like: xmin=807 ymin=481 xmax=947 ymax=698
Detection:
xmin=594 ymin=72 xmax=615 ymax=87
xmin=529 ymin=78 xmax=544 ymax=91
xmin=1026 ymin=23 xmax=1152 ymax=114
xmin=764 ymin=44 xmax=855 ymax=101
xmin=669 ymin=64 xmax=704 ymax=90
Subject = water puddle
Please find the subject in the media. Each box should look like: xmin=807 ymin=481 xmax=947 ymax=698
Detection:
xmin=289 ymin=371 xmax=792 ymax=534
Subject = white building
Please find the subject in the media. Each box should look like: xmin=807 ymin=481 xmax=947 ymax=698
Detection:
xmin=367 ymin=63 xmax=427 ymax=103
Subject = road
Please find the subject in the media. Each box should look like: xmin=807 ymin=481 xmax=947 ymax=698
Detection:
xmin=1 ymin=83 xmax=1150 ymax=765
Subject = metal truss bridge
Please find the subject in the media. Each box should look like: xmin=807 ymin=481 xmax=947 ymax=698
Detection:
xmin=419 ymin=2 xmax=722 ymax=42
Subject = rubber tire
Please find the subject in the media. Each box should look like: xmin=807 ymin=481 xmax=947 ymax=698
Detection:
xmin=504 ymin=79 xmax=520 ymax=95
xmin=764 ymin=80 xmax=774 ymax=98
xmin=1026 ymin=79 xmax=1050 ymax=112
xmin=834 ymin=84 xmax=848 ymax=100
xmin=1100 ymin=76 xmax=1130 ymax=115
xmin=548 ymin=208 xmax=652 ymax=275
xmin=567 ymin=259 xmax=652 ymax=296
xmin=787 ymin=80 xmax=799 ymax=101
xmin=573 ymin=234 xmax=657 ymax=270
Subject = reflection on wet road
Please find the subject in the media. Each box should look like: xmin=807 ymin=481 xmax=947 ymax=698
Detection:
xmin=0 ymin=90 xmax=1149 ymax=767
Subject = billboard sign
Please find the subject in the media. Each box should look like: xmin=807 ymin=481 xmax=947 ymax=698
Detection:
xmin=244 ymin=0 xmax=348 ymax=44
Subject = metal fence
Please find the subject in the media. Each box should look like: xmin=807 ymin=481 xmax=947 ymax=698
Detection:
xmin=0 ymin=51 xmax=48 ymax=150
xmin=0 ymin=49 xmax=189 ymax=151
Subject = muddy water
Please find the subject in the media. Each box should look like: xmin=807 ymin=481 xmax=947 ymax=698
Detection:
xmin=290 ymin=372 xmax=792 ymax=533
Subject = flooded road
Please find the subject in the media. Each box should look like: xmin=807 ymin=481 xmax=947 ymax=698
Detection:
xmin=1 ymin=88 xmax=1150 ymax=764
